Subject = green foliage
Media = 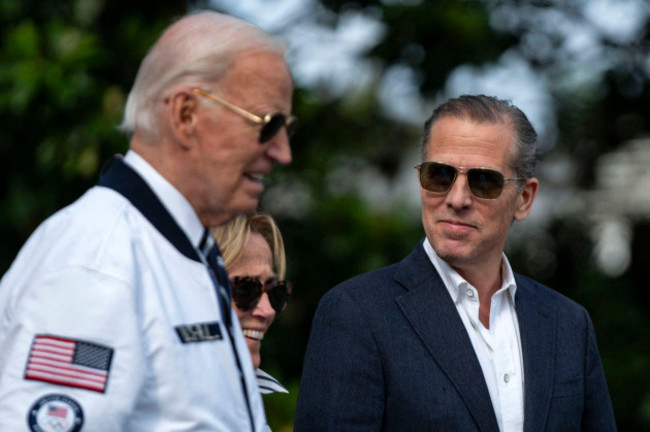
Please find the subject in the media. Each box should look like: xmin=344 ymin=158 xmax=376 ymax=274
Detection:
xmin=321 ymin=0 xmax=517 ymax=96
xmin=0 ymin=0 xmax=186 ymax=267
xmin=262 ymin=377 xmax=300 ymax=432
xmin=1 ymin=0 xmax=649 ymax=429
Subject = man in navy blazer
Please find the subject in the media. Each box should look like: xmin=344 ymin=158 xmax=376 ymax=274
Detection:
xmin=295 ymin=95 xmax=616 ymax=431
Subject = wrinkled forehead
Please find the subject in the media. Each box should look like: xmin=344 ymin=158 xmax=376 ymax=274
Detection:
xmin=422 ymin=119 xmax=520 ymax=176
xmin=426 ymin=115 xmax=517 ymax=155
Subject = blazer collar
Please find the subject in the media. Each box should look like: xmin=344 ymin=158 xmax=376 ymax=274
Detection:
xmin=394 ymin=241 xmax=500 ymax=432
xmin=514 ymin=276 xmax=556 ymax=432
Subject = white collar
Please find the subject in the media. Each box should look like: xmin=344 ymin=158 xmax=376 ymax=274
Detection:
xmin=256 ymin=369 xmax=288 ymax=395
xmin=124 ymin=150 xmax=204 ymax=247
xmin=422 ymin=238 xmax=517 ymax=304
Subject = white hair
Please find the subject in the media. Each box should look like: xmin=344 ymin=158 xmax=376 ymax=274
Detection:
xmin=118 ymin=10 xmax=286 ymax=139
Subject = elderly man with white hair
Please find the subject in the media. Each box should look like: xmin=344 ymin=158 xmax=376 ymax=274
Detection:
xmin=0 ymin=10 xmax=295 ymax=432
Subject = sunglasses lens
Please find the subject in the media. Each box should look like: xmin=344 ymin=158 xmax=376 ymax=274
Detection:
xmin=420 ymin=162 xmax=457 ymax=193
xmin=259 ymin=114 xmax=287 ymax=143
xmin=266 ymin=281 xmax=291 ymax=314
xmin=285 ymin=117 xmax=297 ymax=138
xmin=467 ymin=169 xmax=504 ymax=199
xmin=231 ymin=277 xmax=263 ymax=311
xmin=418 ymin=162 xmax=508 ymax=199
xmin=230 ymin=277 xmax=291 ymax=314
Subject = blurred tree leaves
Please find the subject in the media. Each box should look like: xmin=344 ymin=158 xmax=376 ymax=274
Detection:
xmin=261 ymin=1 xmax=650 ymax=430
xmin=1 ymin=0 xmax=649 ymax=430
xmin=0 ymin=0 xmax=186 ymax=266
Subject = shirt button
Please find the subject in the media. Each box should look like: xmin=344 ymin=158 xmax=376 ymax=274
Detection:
xmin=466 ymin=289 xmax=474 ymax=298
xmin=504 ymin=374 xmax=511 ymax=383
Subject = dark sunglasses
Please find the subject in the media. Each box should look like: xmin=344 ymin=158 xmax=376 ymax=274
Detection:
xmin=415 ymin=161 xmax=522 ymax=200
xmin=230 ymin=276 xmax=292 ymax=314
xmin=192 ymin=88 xmax=297 ymax=143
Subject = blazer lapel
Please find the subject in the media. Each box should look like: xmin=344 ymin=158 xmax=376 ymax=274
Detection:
xmin=514 ymin=276 xmax=556 ymax=432
xmin=394 ymin=244 xmax=500 ymax=432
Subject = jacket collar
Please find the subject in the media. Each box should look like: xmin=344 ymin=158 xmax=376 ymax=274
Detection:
xmin=514 ymin=275 xmax=555 ymax=432
xmin=393 ymin=241 xmax=500 ymax=432
xmin=392 ymin=240 xmax=557 ymax=432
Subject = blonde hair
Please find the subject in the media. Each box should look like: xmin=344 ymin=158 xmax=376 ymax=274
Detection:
xmin=212 ymin=213 xmax=286 ymax=279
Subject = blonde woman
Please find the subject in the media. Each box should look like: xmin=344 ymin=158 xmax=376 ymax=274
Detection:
xmin=213 ymin=213 xmax=291 ymax=395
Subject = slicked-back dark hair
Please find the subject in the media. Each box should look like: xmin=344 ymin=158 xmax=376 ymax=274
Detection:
xmin=421 ymin=95 xmax=538 ymax=182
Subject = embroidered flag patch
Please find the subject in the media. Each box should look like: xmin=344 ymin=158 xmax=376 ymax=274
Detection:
xmin=24 ymin=335 xmax=113 ymax=393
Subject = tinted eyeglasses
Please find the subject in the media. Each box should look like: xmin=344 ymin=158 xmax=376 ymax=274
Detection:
xmin=192 ymin=88 xmax=297 ymax=143
xmin=415 ymin=161 xmax=522 ymax=200
xmin=230 ymin=276 xmax=292 ymax=314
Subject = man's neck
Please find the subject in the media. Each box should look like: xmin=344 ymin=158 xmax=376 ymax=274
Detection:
xmin=452 ymin=257 xmax=503 ymax=329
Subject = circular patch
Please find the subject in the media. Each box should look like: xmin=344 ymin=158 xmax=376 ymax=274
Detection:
xmin=27 ymin=394 xmax=84 ymax=432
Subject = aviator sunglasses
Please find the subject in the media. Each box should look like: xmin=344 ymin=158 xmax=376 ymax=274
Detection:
xmin=415 ymin=161 xmax=522 ymax=200
xmin=192 ymin=88 xmax=297 ymax=143
xmin=230 ymin=276 xmax=292 ymax=314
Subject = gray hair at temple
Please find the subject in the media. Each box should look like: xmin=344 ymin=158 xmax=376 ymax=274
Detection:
xmin=118 ymin=10 xmax=286 ymax=139
xmin=421 ymin=95 xmax=538 ymax=182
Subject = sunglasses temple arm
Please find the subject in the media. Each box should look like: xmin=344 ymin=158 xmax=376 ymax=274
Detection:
xmin=192 ymin=88 xmax=263 ymax=125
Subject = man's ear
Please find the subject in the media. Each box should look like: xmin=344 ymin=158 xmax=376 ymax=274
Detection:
xmin=514 ymin=177 xmax=539 ymax=222
xmin=167 ymin=91 xmax=199 ymax=147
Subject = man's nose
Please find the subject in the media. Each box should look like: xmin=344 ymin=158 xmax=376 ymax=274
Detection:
xmin=266 ymin=131 xmax=292 ymax=165
xmin=444 ymin=173 xmax=473 ymax=208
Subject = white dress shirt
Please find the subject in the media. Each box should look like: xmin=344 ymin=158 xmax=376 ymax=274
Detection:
xmin=424 ymin=238 xmax=525 ymax=432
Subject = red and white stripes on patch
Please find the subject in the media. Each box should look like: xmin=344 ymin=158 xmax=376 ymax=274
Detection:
xmin=25 ymin=335 xmax=112 ymax=393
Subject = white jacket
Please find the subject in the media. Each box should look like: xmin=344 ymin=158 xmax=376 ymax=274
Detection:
xmin=0 ymin=151 xmax=266 ymax=431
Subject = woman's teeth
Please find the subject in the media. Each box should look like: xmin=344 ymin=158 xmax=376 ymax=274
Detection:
xmin=242 ymin=329 xmax=264 ymax=341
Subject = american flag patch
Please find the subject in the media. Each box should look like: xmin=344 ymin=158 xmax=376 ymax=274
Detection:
xmin=25 ymin=335 xmax=113 ymax=393
xmin=47 ymin=404 xmax=68 ymax=418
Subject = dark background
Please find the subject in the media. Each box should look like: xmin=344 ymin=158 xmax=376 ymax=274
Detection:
xmin=1 ymin=1 xmax=649 ymax=430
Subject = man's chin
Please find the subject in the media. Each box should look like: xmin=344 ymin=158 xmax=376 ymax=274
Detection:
xmin=208 ymin=212 xmax=237 ymax=227
xmin=208 ymin=201 xmax=259 ymax=227
xmin=231 ymin=194 xmax=261 ymax=215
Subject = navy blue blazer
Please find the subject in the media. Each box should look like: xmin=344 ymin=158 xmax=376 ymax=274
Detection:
xmin=295 ymin=241 xmax=616 ymax=431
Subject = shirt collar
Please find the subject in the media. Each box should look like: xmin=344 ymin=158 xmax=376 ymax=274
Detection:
xmin=422 ymin=238 xmax=518 ymax=304
xmin=124 ymin=150 xmax=204 ymax=247
xmin=256 ymin=368 xmax=289 ymax=395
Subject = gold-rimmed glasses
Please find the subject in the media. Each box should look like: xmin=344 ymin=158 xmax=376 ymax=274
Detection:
xmin=415 ymin=161 xmax=522 ymax=200
xmin=192 ymin=88 xmax=297 ymax=143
